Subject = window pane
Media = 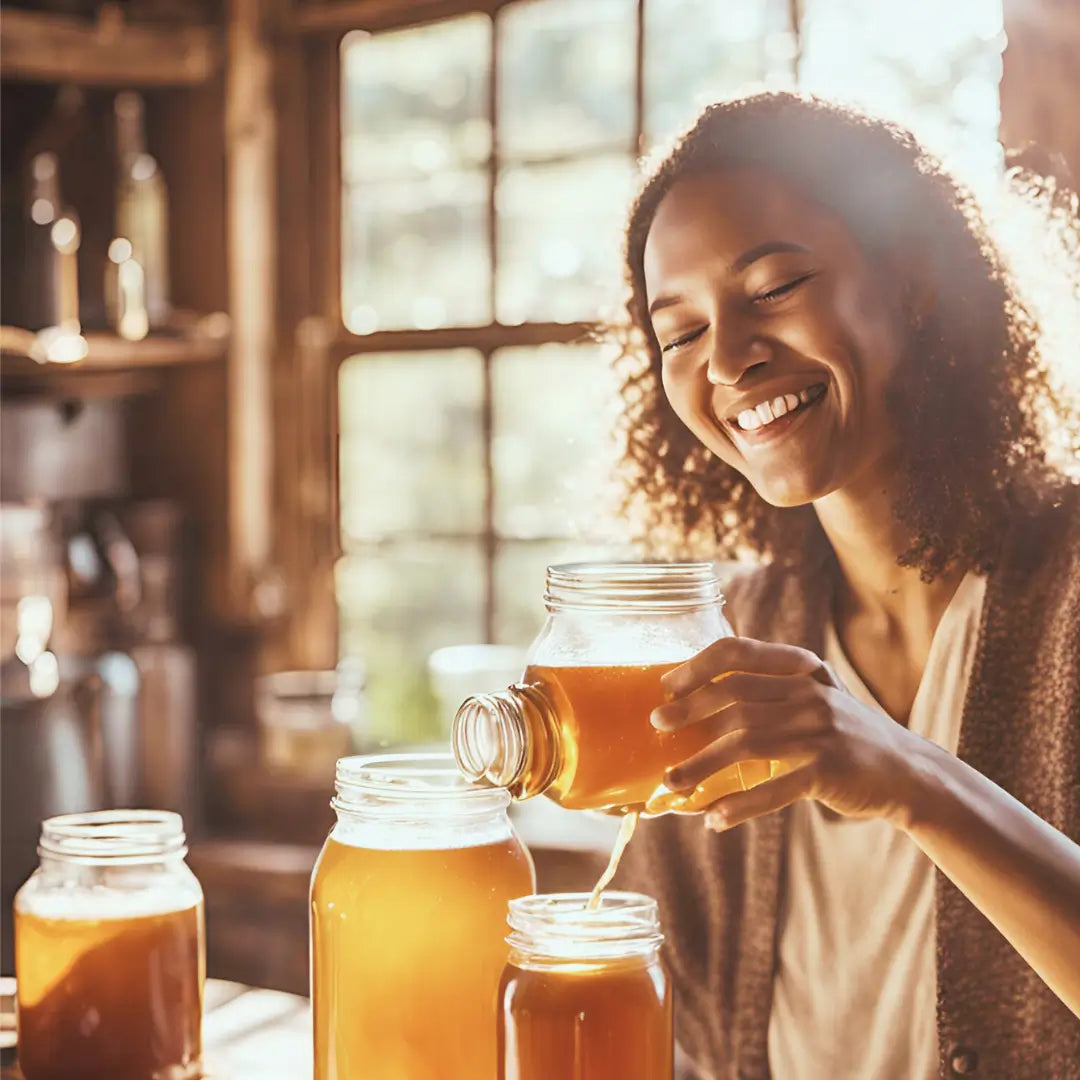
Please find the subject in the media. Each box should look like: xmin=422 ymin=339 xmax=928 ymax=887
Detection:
xmin=341 ymin=17 xmax=491 ymax=183
xmin=498 ymin=0 xmax=636 ymax=160
xmin=645 ymin=0 xmax=795 ymax=144
xmin=337 ymin=542 xmax=485 ymax=744
xmin=494 ymin=540 xmax=625 ymax=646
xmin=339 ymin=350 xmax=485 ymax=542
xmin=798 ymin=0 xmax=1004 ymax=180
xmin=495 ymin=154 xmax=633 ymax=324
xmin=343 ymin=171 xmax=490 ymax=333
xmin=492 ymin=343 xmax=620 ymax=539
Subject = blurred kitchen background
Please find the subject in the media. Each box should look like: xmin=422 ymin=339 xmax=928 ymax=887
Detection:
xmin=1 ymin=0 xmax=1078 ymax=998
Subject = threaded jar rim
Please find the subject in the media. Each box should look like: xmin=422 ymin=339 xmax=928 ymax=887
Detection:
xmin=544 ymin=562 xmax=723 ymax=613
xmin=507 ymin=891 xmax=663 ymax=962
xmin=39 ymin=810 xmax=187 ymax=866
xmin=334 ymin=751 xmax=512 ymax=822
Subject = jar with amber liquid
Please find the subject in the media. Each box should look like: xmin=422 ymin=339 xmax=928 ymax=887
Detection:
xmin=310 ymin=752 xmax=536 ymax=1080
xmin=454 ymin=562 xmax=776 ymax=815
xmin=499 ymin=891 xmax=672 ymax=1080
xmin=14 ymin=810 xmax=204 ymax=1080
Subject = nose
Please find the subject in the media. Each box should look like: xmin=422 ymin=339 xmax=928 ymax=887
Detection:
xmin=706 ymin=319 xmax=771 ymax=386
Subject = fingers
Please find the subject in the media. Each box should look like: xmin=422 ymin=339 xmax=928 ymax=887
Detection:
xmin=652 ymin=671 xmax=812 ymax=732
xmin=662 ymin=636 xmax=833 ymax=700
xmin=704 ymin=764 xmax=815 ymax=832
xmin=665 ymin=701 xmax=822 ymax=790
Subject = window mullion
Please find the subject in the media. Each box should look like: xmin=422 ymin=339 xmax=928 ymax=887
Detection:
xmin=485 ymin=12 xmax=499 ymax=642
xmin=482 ymin=346 xmax=496 ymax=643
xmin=634 ymin=0 xmax=646 ymax=155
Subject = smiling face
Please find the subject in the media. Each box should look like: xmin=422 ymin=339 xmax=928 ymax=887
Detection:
xmin=643 ymin=167 xmax=910 ymax=508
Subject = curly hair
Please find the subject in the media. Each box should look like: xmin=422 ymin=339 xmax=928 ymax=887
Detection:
xmin=614 ymin=92 xmax=1080 ymax=580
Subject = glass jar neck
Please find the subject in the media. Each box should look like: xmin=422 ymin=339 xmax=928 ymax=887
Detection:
xmin=544 ymin=562 xmax=723 ymax=614
xmin=39 ymin=810 xmax=186 ymax=868
xmin=507 ymin=892 xmax=663 ymax=969
xmin=452 ymin=682 xmax=559 ymax=797
xmin=332 ymin=752 xmax=514 ymax=830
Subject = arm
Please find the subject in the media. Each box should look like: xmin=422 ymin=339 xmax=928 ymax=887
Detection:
xmin=653 ymin=635 xmax=1080 ymax=1017
xmin=901 ymin=737 xmax=1080 ymax=1016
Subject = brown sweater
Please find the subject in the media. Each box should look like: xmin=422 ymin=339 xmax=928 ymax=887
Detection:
xmin=618 ymin=492 xmax=1080 ymax=1080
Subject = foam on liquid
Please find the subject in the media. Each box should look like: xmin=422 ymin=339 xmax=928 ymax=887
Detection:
xmin=330 ymin=816 xmax=516 ymax=852
xmin=15 ymin=879 xmax=202 ymax=922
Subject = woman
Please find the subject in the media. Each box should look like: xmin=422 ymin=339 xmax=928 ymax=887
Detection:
xmin=614 ymin=93 xmax=1080 ymax=1080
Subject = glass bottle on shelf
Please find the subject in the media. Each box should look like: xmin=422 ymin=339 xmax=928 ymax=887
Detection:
xmin=22 ymin=152 xmax=63 ymax=332
xmin=454 ymin=562 xmax=778 ymax=815
xmin=499 ymin=891 xmax=673 ymax=1080
xmin=114 ymin=92 xmax=170 ymax=330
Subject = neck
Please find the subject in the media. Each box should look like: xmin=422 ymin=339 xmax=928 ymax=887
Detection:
xmin=813 ymin=465 xmax=963 ymax=631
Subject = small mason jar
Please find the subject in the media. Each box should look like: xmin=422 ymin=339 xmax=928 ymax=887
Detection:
xmin=499 ymin=891 xmax=673 ymax=1080
xmin=14 ymin=810 xmax=204 ymax=1080
xmin=454 ymin=561 xmax=774 ymax=815
xmin=310 ymin=752 xmax=536 ymax=1080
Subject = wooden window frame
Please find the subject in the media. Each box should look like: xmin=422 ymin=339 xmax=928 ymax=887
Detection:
xmin=271 ymin=0 xmax=663 ymax=668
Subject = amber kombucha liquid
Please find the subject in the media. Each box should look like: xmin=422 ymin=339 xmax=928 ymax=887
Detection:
xmin=499 ymin=956 xmax=672 ymax=1080
xmin=525 ymin=661 xmax=774 ymax=814
xmin=15 ymin=901 xmax=204 ymax=1080
xmin=311 ymin=831 xmax=535 ymax=1080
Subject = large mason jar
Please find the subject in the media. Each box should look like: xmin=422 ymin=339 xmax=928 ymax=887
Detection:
xmin=13 ymin=810 xmax=204 ymax=1080
xmin=454 ymin=562 xmax=775 ymax=815
xmin=310 ymin=752 xmax=536 ymax=1080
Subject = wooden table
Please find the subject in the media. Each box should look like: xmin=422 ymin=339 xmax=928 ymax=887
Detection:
xmin=0 ymin=978 xmax=312 ymax=1080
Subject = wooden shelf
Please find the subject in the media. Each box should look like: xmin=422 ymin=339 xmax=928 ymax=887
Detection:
xmin=0 ymin=315 xmax=228 ymax=396
xmin=0 ymin=5 xmax=223 ymax=87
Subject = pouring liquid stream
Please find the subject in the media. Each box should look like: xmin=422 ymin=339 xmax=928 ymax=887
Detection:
xmin=586 ymin=811 xmax=639 ymax=911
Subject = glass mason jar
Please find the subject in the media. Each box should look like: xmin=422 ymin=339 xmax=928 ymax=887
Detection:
xmin=310 ymin=752 xmax=536 ymax=1080
xmin=454 ymin=561 xmax=775 ymax=815
xmin=499 ymin=891 xmax=672 ymax=1080
xmin=13 ymin=810 xmax=204 ymax=1080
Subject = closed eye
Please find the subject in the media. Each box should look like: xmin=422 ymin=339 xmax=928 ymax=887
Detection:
xmin=660 ymin=326 xmax=707 ymax=354
xmin=755 ymin=272 xmax=816 ymax=304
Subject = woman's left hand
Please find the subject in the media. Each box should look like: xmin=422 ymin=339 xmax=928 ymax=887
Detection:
xmin=651 ymin=636 xmax=925 ymax=832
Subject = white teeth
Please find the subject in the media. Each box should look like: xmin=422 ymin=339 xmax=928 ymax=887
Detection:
xmin=733 ymin=384 xmax=824 ymax=433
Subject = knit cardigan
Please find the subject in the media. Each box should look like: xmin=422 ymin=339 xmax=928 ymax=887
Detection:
xmin=618 ymin=491 xmax=1080 ymax=1080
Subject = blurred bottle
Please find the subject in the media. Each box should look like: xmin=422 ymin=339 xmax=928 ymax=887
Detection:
xmin=114 ymin=92 xmax=169 ymax=329
xmin=21 ymin=152 xmax=63 ymax=332
xmin=105 ymin=237 xmax=149 ymax=342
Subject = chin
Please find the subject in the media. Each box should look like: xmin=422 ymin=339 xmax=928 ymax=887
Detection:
xmin=747 ymin=469 xmax=833 ymax=509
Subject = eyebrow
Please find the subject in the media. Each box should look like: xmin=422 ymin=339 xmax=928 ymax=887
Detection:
xmin=647 ymin=240 xmax=812 ymax=317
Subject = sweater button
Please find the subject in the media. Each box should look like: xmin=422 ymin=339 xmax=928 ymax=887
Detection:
xmin=950 ymin=1047 xmax=979 ymax=1075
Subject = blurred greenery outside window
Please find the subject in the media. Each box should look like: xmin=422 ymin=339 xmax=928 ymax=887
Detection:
xmin=337 ymin=0 xmax=1005 ymax=744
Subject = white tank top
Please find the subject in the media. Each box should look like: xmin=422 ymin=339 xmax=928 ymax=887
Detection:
xmin=767 ymin=573 xmax=987 ymax=1080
